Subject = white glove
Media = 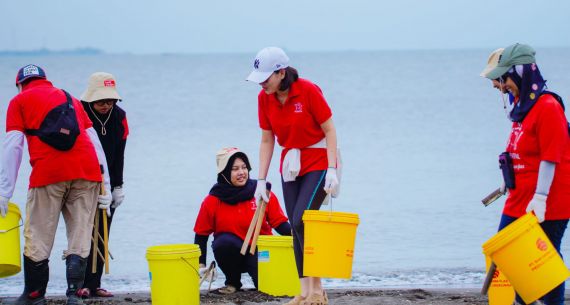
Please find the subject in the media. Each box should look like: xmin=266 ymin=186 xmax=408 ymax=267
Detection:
xmin=526 ymin=193 xmax=547 ymax=223
xmin=199 ymin=264 xmax=218 ymax=282
xmin=0 ymin=196 xmax=9 ymax=218
xmin=324 ymin=168 xmax=339 ymax=194
xmin=255 ymin=179 xmax=269 ymax=202
xmin=98 ymin=192 xmax=113 ymax=217
xmin=499 ymin=181 xmax=506 ymax=194
xmin=111 ymin=186 xmax=125 ymax=208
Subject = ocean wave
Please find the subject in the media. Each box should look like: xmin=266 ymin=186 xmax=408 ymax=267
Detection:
xmin=0 ymin=268 xmax=487 ymax=296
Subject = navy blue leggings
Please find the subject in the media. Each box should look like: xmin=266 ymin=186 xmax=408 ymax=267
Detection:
xmin=282 ymin=170 xmax=328 ymax=278
xmin=212 ymin=233 xmax=257 ymax=289
xmin=498 ymin=214 xmax=569 ymax=305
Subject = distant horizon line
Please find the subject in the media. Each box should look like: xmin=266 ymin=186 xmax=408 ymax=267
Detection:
xmin=1 ymin=45 xmax=569 ymax=56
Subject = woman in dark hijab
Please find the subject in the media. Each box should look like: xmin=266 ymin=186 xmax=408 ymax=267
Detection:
xmin=193 ymin=147 xmax=291 ymax=294
xmin=483 ymin=43 xmax=570 ymax=305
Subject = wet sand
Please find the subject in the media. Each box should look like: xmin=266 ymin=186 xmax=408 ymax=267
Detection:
xmin=3 ymin=288 xmax=569 ymax=304
xmin=0 ymin=288 xmax=494 ymax=305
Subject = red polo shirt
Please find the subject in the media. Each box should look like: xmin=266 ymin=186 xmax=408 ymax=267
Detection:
xmin=504 ymin=94 xmax=570 ymax=220
xmin=6 ymin=80 xmax=102 ymax=188
xmin=193 ymin=192 xmax=289 ymax=242
xmin=258 ymin=78 xmax=332 ymax=176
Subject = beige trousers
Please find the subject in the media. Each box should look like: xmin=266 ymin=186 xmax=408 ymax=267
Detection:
xmin=23 ymin=179 xmax=99 ymax=261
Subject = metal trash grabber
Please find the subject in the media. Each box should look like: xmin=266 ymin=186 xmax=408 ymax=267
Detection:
xmin=199 ymin=261 xmax=217 ymax=293
xmin=99 ymin=165 xmax=110 ymax=275
xmin=480 ymin=187 xmax=505 ymax=295
xmin=481 ymin=262 xmax=497 ymax=295
xmin=481 ymin=188 xmax=505 ymax=206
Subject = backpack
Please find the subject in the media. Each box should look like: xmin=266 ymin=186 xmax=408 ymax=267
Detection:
xmin=25 ymin=90 xmax=80 ymax=151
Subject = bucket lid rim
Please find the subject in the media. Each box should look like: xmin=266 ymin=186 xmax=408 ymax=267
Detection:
xmin=302 ymin=211 xmax=360 ymax=224
xmin=482 ymin=213 xmax=538 ymax=255
xmin=146 ymin=244 xmax=200 ymax=254
xmin=257 ymin=235 xmax=294 ymax=247
xmin=7 ymin=202 xmax=21 ymax=216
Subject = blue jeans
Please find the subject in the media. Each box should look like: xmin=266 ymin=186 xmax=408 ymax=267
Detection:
xmin=498 ymin=214 xmax=568 ymax=305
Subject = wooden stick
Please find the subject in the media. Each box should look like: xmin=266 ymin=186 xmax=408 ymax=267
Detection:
xmin=102 ymin=209 xmax=110 ymax=274
xmin=99 ymin=167 xmax=110 ymax=275
xmin=249 ymin=200 xmax=267 ymax=255
xmin=96 ymin=232 xmax=114 ymax=260
xmin=240 ymin=199 xmax=262 ymax=255
xmin=91 ymin=209 xmax=99 ymax=273
xmin=481 ymin=262 xmax=496 ymax=295
xmin=91 ymin=236 xmax=107 ymax=262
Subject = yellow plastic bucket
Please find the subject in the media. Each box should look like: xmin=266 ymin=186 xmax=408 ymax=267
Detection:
xmin=482 ymin=213 xmax=570 ymax=303
xmin=146 ymin=244 xmax=201 ymax=305
xmin=0 ymin=203 xmax=22 ymax=278
xmin=302 ymin=210 xmax=359 ymax=278
xmin=257 ymin=235 xmax=301 ymax=296
xmin=485 ymin=256 xmax=515 ymax=305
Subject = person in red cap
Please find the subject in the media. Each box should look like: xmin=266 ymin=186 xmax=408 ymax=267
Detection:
xmin=193 ymin=147 xmax=291 ymax=294
xmin=482 ymin=44 xmax=570 ymax=305
xmin=247 ymin=47 xmax=340 ymax=305
xmin=74 ymin=72 xmax=129 ymax=299
xmin=0 ymin=65 xmax=112 ymax=305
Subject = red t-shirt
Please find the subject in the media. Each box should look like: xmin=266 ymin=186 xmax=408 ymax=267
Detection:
xmin=6 ymin=80 xmax=102 ymax=188
xmin=258 ymin=78 xmax=332 ymax=176
xmin=504 ymin=94 xmax=570 ymax=220
xmin=193 ymin=191 xmax=289 ymax=242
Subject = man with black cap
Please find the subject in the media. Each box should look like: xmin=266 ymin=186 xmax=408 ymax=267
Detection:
xmin=0 ymin=64 xmax=112 ymax=305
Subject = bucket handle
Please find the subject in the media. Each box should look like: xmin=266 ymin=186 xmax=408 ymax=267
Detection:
xmin=327 ymin=194 xmax=334 ymax=221
xmin=180 ymin=256 xmax=200 ymax=278
xmin=0 ymin=216 xmax=23 ymax=233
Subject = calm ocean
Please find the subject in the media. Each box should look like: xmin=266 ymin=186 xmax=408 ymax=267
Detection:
xmin=1 ymin=49 xmax=569 ymax=294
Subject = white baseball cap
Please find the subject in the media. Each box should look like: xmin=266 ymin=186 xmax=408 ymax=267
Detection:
xmin=246 ymin=47 xmax=289 ymax=83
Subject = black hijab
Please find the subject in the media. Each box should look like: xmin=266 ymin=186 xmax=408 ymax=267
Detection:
xmin=209 ymin=153 xmax=256 ymax=205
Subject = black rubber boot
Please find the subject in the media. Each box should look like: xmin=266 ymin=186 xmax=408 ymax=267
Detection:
xmin=4 ymin=256 xmax=49 ymax=305
xmin=65 ymin=254 xmax=87 ymax=305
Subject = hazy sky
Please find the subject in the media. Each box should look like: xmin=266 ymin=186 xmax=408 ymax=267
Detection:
xmin=1 ymin=0 xmax=569 ymax=54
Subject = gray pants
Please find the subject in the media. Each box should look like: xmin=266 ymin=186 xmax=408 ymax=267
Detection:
xmin=282 ymin=170 xmax=327 ymax=277
xmin=24 ymin=179 xmax=99 ymax=261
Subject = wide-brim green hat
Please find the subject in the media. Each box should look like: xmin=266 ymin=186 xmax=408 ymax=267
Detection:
xmin=485 ymin=43 xmax=536 ymax=80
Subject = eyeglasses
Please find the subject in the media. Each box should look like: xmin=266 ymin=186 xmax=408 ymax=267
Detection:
xmin=94 ymin=100 xmax=115 ymax=106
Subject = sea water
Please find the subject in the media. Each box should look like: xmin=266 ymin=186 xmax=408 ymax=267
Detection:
xmin=0 ymin=49 xmax=569 ymax=294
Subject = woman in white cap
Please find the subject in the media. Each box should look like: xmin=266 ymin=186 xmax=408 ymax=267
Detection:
xmin=482 ymin=43 xmax=570 ymax=305
xmin=193 ymin=147 xmax=291 ymax=294
xmin=247 ymin=47 xmax=339 ymax=305
xmin=76 ymin=72 xmax=129 ymax=298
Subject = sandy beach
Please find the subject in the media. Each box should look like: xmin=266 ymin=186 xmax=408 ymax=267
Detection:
xmin=0 ymin=288 xmax=512 ymax=305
